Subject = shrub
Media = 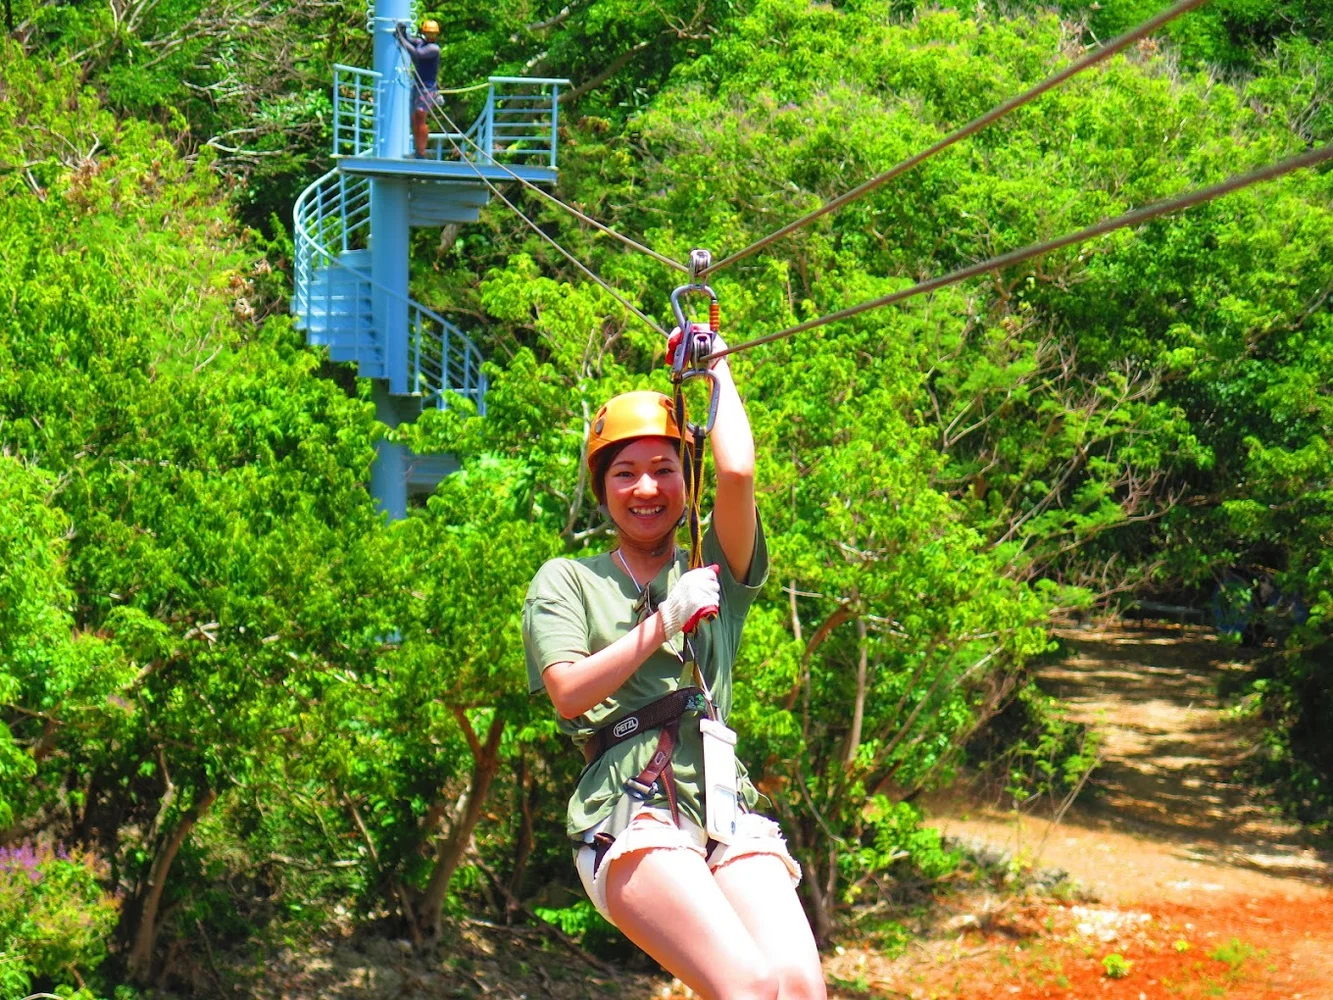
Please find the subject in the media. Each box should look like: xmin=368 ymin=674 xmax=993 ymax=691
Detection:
xmin=0 ymin=843 xmax=120 ymax=997
xmin=1102 ymin=953 xmax=1132 ymax=978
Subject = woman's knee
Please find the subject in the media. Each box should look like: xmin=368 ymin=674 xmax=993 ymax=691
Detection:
xmin=773 ymin=956 xmax=826 ymax=1000
xmin=725 ymin=962 xmax=781 ymax=1000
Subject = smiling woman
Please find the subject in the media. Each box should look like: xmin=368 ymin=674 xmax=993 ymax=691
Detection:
xmin=602 ymin=436 xmax=685 ymax=548
xmin=522 ymin=357 xmax=825 ymax=999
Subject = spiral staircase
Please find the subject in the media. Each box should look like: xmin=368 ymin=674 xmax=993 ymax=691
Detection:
xmin=293 ymin=67 xmax=566 ymax=410
xmin=293 ymin=168 xmax=490 ymax=408
xmin=290 ymin=40 xmax=566 ymax=510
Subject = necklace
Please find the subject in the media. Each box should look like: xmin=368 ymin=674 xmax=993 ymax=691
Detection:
xmin=614 ymin=548 xmax=643 ymax=591
xmin=615 ymin=547 xmax=677 ymax=597
xmin=614 ymin=548 xmax=652 ymax=618
xmin=615 ymin=548 xmax=683 ymax=658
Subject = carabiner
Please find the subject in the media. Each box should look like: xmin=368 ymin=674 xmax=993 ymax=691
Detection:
xmin=668 ymin=248 xmax=723 ymax=437
xmin=677 ymin=368 xmax=720 ymax=436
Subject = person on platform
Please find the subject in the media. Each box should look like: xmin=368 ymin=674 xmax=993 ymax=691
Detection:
xmin=522 ymin=343 xmax=826 ymax=999
xmin=395 ymin=18 xmax=440 ymax=158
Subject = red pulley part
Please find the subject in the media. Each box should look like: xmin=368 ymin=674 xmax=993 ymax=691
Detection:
xmin=709 ymin=301 xmax=720 ymax=333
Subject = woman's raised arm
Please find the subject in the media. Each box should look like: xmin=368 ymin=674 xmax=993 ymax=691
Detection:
xmin=707 ymin=352 xmax=757 ymax=583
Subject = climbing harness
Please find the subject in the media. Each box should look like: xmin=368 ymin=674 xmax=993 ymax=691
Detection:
xmin=580 ymin=686 xmax=709 ymax=875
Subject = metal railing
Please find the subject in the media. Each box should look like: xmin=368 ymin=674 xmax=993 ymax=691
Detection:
xmin=292 ymin=169 xmax=487 ymax=412
xmin=330 ymin=67 xmax=566 ymax=168
xmin=333 ymin=64 xmax=381 ymax=157
xmin=294 ymin=169 xmax=372 ymax=259
xmin=469 ymin=77 xmax=567 ymax=168
xmin=412 ymin=308 xmax=486 ymax=411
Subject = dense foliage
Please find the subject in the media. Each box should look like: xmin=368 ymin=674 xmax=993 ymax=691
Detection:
xmin=1 ymin=0 xmax=1330 ymax=993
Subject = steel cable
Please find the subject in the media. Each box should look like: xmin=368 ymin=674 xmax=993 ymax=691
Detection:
xmin=700 ymin=0 xmax=1214 ymax=279
xmin=397 ymin=45 xmax=686 ymax=273
xmin=702 ymin=143 xmax=1333 ymax=364
xmin=411 ymin=76 xmax=669 ymax=336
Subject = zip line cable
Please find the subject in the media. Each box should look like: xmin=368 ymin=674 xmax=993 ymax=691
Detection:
xmin=428 ymin=112 xmax=669 ymax=337
xmin=402 ymin=62 xmax=685 ymax=273
xmin=411 ymin=72 xmax=669 ymax=336
xmin=699 ymin=0 xmax=1214 ymax=279
xmin=463 ymin=145 xmax=688 ymax=275
xmin=701 ymin=143 xmax=1333 ymax=364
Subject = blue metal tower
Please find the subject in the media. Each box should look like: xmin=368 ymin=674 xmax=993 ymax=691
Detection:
xmin=292 ymin=0 xmax=567 ymax=518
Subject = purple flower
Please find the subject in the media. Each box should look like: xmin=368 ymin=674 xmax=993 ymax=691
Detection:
xmin=0 ymin=842 xmax=42 ymax=883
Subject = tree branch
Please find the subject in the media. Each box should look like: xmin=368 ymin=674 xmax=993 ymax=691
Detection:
xmin=560 ymin=38 xmax=656 ymax=104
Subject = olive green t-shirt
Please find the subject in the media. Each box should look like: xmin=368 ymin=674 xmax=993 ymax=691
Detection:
xmin=523 ymin=520 xmax=769 ymax=839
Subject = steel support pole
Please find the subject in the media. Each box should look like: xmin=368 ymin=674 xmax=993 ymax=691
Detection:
xmin=371 ymin=0 xmax=411 ymax=158
xmin=369 ymin=381 xmax=409 ymax=521
xmin=368 ymin=0 xmax=413 ymax=515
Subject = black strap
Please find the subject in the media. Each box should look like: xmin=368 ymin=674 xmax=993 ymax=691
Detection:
xmin=584 ymin=687 xmax=704 ymax=764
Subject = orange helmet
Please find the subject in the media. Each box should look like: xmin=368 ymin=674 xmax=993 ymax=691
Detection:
xmin=586 ymin=391 xmax=681 ymax=500
xmin=420 ymin=18 xmax=440 ymax=35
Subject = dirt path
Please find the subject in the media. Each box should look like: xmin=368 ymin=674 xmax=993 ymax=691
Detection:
xmin=933 ymin=624 xmax=1329 ymax=897
xmin=864 ymin=623 xmax=1333 ymax=1000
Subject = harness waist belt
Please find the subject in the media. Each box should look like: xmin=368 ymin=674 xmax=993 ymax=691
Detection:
xmin=578 ymin=687 xmax=713 ymax=876
xmin=582 ymin=687 xmax=706 ymax=766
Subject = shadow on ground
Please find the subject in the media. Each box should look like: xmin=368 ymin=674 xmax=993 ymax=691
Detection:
xmin=1032 ymin=623 xmax=1329 ymax=882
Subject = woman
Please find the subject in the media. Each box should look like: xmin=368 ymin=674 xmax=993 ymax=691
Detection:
xmin=523 ymin=347 xmax=826 ymax=1000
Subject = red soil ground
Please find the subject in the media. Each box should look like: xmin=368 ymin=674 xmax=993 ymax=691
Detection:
xmin=822 ymin=624 xmax=1333 ymax=1000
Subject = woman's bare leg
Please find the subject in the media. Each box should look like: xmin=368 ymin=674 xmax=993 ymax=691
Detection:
xmin=713 ymin=853 xmax=826 ymax=999
xmin=604 ymin=845 xmax=778 ymax=1000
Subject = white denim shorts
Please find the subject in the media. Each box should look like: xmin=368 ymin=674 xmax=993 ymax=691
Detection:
xmin=573 ymin=805 xmax=801 ymax=924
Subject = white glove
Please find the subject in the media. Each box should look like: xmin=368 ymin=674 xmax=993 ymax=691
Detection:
xmin=659 ymin=565 xmax=720 ymax=639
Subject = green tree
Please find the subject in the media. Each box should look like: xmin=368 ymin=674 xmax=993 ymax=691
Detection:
xmin=0 ymin=42 xmax=406 ymax=981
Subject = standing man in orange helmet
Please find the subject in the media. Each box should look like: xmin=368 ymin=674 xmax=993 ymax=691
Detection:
xmin=395 ymin=18 xmax=441 ymax=158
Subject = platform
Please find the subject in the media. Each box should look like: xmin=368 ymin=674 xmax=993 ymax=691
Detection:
xmin=335 ymin=156 xmax=559 ymax=186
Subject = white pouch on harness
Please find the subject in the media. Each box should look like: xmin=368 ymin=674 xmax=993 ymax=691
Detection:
xmin=699 ymin=718 xmax=740 ymax=844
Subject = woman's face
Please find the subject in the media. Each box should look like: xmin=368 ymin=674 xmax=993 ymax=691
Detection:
xmin=603 ymin=436 xmax=686 ymax=547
